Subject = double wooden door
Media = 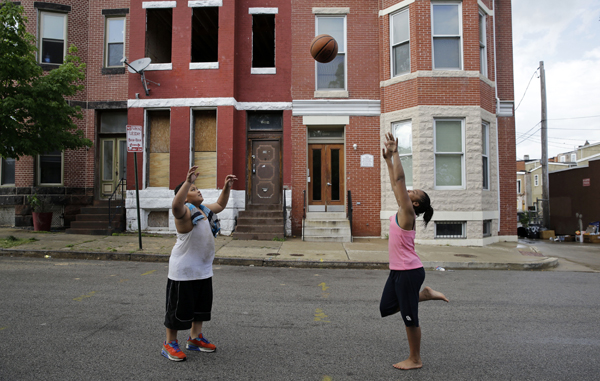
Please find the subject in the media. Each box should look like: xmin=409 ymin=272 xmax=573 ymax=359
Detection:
xmin=308 ymin=144 xmax=344 ymax=211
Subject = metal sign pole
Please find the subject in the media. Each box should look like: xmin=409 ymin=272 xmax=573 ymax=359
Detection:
xmin=134 ymin=152 xmax=142 ymax=250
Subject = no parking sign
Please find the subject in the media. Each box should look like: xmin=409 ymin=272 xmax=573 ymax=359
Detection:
xmin=126 ymin=125 xmax=143 ymax=152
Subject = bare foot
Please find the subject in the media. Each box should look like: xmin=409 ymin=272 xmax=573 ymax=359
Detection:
xmin=393 ymin=358 xmax=422 ymax=370
xmin=419 ymin=286 xmax=449 ymax=302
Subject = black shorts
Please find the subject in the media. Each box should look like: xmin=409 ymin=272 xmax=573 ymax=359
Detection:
xmin=379 ymin=268 xmax=425 ymax=327
xmin=164 ymin=278 xmax=213 ymax=331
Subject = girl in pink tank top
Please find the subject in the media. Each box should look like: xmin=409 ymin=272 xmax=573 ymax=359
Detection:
xmin=379 ymin=132 xmax=448 ymax=371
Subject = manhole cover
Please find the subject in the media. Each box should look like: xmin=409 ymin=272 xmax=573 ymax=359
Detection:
xmin=289 ymin=254 xmax=304 ymax=257
xmin=266 ymin=253 xmax=280 ymax=256
xmin=454 ymin=254 xmax=476 ymax=258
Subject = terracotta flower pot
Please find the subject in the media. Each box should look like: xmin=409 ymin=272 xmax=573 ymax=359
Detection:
xmin=32 ymin=212 xmax=53 ymax=231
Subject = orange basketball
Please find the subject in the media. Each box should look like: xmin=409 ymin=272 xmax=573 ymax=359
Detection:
xmin=310 ymin=34 xmax=338 ymax=63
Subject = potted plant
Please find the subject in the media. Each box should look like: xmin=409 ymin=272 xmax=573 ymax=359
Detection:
xmin=28 ymin=194 xmax=53 ymax=231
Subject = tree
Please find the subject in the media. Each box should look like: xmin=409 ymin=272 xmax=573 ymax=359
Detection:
xmin=0 ymin=1 xmax=92 ymax=159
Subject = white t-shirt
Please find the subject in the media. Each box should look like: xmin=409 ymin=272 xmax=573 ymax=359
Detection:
xmin=168 ymin=217 xmax=215 ymax=281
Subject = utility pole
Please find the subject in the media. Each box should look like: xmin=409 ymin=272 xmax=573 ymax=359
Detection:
xmin=539 ymin=61 xmax=550 ymax=229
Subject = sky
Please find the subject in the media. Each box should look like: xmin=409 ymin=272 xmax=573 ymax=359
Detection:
xmin=512 ymin=0 xmax=600 ymax=161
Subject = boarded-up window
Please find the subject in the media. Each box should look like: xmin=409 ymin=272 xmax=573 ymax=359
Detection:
xmin=146 ymin=8 xmax=172 ymax=64
xmin=148 ymin=110 xmax=170 ymax=188
xmin=193 ymin=110 xmax=217 ymax=189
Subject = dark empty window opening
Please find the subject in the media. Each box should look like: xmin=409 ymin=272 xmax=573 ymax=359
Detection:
xmin=252 ymin=14 xmax=275 ymax=68
xmin=191 ymin=7 xmax=219 ymax=63
xmin=145 ymin=8 xmax=172 ymax=64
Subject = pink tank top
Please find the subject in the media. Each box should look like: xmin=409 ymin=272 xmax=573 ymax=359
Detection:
xmin=389 ymin=214 xmax=423 ymax=270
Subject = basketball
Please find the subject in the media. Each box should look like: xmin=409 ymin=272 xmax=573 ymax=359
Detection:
xmin=310 ymin=34 xmax=338 ymax=63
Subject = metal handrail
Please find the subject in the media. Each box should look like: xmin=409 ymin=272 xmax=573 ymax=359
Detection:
xmin=347 ymin=190 xmax=353 ymax=242
xmin=108 ymin=178 xmax=126 ymax=231
xmin=302 ymin=190 xmax=306 ymax=241
xmin=282 ymin=188 xmax=287 ymax=237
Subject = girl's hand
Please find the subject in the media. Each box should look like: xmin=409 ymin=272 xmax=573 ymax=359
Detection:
xmin=382 ymin=132 xmax=398 ymax=160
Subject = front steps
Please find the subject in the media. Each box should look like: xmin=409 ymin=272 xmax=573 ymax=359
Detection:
xmin=232 ymin=204 xmax=285 ymax=241
xmin=65 ymin=200 xmax=125 ymax=235
xmin=303 ymin=212 xmax=351 ymax=242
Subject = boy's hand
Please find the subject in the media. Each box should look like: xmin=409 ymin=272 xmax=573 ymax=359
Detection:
xmin=223 ymin=174 xmax=238 ymax=189
xmin=382 ymin=132 xmax=398 ymax=160
xmin=187 ymin=166 xmax=199 ymax=183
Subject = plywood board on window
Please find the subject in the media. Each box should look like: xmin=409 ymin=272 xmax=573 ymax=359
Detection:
xmin=194 ymin=152 xmax=216 ymax=189
xmin=149 ymin=111 xmax=170 ymax=153
xmin=149 ymin=153 xmax=170 ymax=188
xmin=194 ymin=110 xmax=216 ymax=152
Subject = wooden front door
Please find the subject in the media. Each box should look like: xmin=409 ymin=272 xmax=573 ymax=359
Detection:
xmin=250 ymin=140 xmax=281 ymax=205
xmin=308 ymin=144 xmax=344 ymax=211
xmin=100 ymin=137 xmax=127 ymax=199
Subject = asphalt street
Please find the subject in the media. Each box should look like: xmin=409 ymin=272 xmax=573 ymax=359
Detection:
xmin=1 ymin=257 xmax=599 ymax=380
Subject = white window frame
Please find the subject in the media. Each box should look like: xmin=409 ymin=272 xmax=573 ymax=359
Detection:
xmin=392 ymin=120 xmax=413 ymax=188
xmin=534 ymin=174 xmax=539 ymax=187
xmin=104 ymin=16 xmax=126 ymax=68
xmin=517 ymin=179 xmax=522 ymax=194
xmin=482 ymin=122 xmax=489 ymax=190
xmin=571 ymin=153 xmax=576 ymax=162
xmin=479 ymin=10 xmax=487 ymax=76
xmin=250 ymin=8 xmax=278 ymax=74
xmin=38 ymin=11 xmax=68 ymax=64
xmin=434 ymin=118 xmax=465 ymax=190
xmin=560 ymin=155 xmax=566 ymax=163
xmin=37 ymin=151 xmax=64 ymax=186
xmin=390 ymin=8 xmax=410 ymax=77
xmin=1 ymin=157 xmax=16 ymax=186
xmin=315 ymin=15 xmax=347 ymax=91
xmin=431 ymin=2 xmax=463 ymax=70
xmin=435 ymin=221 xmax=466 ymax=239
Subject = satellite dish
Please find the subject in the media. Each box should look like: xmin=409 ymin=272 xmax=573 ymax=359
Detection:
xmin=121 ymin=57 xmax=160 ymax=97
xmin=126 ymin=57 xmax=151 ymax=74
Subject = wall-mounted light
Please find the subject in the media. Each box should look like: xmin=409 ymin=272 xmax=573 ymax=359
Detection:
xmin=353 ymin=144 xmax=357 ymax=150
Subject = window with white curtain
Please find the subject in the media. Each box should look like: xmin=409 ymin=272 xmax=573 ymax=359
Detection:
xmin=105 ymin=17 xmax=125 ymax=67
xmin=391 ymin=9 xmax=410 ymax=77
xmin=392 ymin=120 xmax=413 ymax=187
xmin=434 ymin=119 xmax=464 ymax=189
xmin=432 ymin=2 xmax=462 ymax=70
xmin=479 ymin=11 xmax=487 ymax=76
xmin=39 ymin=12 xmax=67 ymax=64
xmin=316 ymin=16 xmax=346 ymax=90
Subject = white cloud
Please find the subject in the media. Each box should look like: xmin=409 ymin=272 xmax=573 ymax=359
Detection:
xmin=513 ymin=0 xmax=600 ymax=160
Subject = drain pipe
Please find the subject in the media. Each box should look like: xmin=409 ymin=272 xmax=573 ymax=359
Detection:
xmin=492 ymin=1 xmax=502 ymax=238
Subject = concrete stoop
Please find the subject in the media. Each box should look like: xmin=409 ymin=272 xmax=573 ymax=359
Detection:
xmin=303 ymin=212 xmax=351 ymax=242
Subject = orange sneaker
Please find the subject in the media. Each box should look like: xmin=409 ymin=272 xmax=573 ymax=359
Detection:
xmin=162 ymin=340 xmax=187 ymax=361
xmin=187 ymin=334 xmax=216 ymax=352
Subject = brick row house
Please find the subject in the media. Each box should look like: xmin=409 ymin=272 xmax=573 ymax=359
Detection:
xmin=1 ymin=0 xmax=130 ymax=230
xmin=1 ymin=0 xmax=518 ymax=246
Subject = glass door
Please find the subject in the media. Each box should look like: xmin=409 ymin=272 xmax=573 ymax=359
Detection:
xmin=100 ymin=137 xmax=127 ymax=199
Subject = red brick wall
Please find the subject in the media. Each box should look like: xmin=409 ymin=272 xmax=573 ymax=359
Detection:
xmin=495 ymin=0 xmax=517 ymax=236
xmin=291 ymin=0 xmax=380 ymax=99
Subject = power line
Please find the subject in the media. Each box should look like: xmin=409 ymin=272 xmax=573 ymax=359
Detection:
xmin=515 ymin=68 xmax=539 ymax=112
xmin=548 ymin=114 xmax=600 ymax=121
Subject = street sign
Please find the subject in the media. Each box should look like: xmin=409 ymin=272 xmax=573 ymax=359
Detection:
xmin=126 ymin=125 xmax=143 ymax=152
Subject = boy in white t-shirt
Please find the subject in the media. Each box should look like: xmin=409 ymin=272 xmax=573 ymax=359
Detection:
xmin=162 ymin=166 xmax=237 ymax=362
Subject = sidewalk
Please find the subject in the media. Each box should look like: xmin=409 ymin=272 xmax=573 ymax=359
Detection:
xmin=0 ymin=228 xmax=558 ymax=270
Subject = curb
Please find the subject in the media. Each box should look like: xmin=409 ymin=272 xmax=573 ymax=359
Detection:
xmin=0 ymin=248 xmax=559 ymax=271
